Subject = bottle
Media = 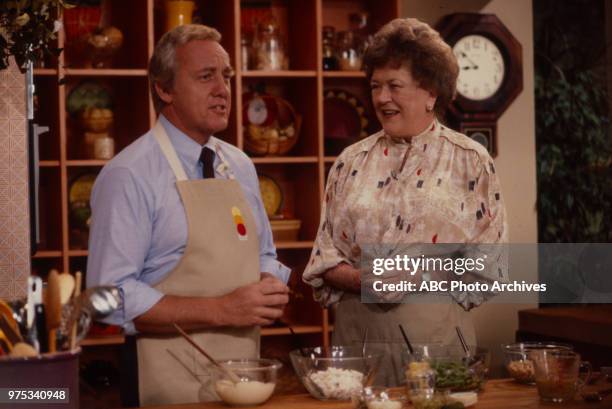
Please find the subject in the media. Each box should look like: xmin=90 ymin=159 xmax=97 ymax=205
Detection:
xmin=255 ymin=18 xmax=288 ymax=70
xmin=322 ymin=26 xmax=338 ymax=71
xmin=336 ymin=31 xmax=361 ymax=71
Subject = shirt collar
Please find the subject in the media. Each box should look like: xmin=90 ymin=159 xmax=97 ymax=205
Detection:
xmin=383 ymin=118 xmax=439 ymax=146
xmin=159 ymin=114 xmax=219 ymax=176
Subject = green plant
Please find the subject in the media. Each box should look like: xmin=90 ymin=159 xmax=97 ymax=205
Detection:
xmin=0 ymin=0 xmax=97 ymax=72
xmin=534 ymin=0 xmax=612 ymax=242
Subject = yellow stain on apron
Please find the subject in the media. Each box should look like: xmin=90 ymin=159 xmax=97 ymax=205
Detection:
xmin=136 ymin=122 xmax=260 ymax=406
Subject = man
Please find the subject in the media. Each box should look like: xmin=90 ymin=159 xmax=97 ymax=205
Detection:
xmin=87 ymin=24 xmax=290 ymax=406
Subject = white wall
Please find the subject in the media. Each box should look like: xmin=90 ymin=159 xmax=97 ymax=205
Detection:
xmin=401 ymin=0 xmax=538 ymax=376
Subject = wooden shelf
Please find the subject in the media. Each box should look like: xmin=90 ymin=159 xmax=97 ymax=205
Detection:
xmin=66 ymin=160 xmax=108 ymax=167
xmin=63 ymin=68 xmax=148 ymax=77
xmin=33 ymin=250 xmax=62 ymax=258
xmin=33 ymin=68 xmax=58 ymax=76
xmin=323 ymin=71 xmax=366 ymax=78
xmin=80 ymin=334 xmax=125 ymax=347
xmin=40 ymin=160 xmax=60 ymax=167
xmin=31 ymin=0 xmax=401 ymax=354
xmin=251 ymin=156 xmax=318 ymax=164
xmin=275 ymin=241 xmax=314 ymax=250
xmin=241 ymin=70 xmax=317 ymax=78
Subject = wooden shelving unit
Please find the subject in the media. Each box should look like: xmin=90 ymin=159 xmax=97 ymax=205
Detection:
xmin=31 ymin=0 xmax=399 ymax=348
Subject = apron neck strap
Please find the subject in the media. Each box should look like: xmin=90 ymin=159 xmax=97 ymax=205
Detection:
xmin=153 ymin=120 xmax=188 ymax=182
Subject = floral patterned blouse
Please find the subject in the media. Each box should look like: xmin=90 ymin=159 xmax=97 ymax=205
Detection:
xmin=303 ymin=119 xmax=508 ymax=309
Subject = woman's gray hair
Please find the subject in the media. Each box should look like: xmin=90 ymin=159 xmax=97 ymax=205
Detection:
xmin=149 ymin=24 xmax=222 ymax=113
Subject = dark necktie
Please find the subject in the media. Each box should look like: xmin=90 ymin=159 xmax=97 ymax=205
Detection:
xmin=199 ymin=147 xmax=215 ymax=179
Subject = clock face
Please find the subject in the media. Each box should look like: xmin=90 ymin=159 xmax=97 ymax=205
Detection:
xmin=453 ymin=34 xmax=505 ymax=101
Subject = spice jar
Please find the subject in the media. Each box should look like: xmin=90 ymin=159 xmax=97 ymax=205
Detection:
xmin=322 ymin=26 xmax=338 ymax=71
xmin=336 ymin=31 xmax=362 ymax=71
xmin=254 ymin=18 xmax=288 ymax=70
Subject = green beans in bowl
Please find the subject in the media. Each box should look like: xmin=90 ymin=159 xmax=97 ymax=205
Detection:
xmin=405 ymin=344 xmax=490 ymax=392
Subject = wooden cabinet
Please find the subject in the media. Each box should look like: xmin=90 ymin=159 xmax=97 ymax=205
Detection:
xmin=31 ymin=0 xmax=400 ymax=348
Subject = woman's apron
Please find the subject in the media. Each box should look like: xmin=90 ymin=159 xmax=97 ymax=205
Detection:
xmin=136 ymin=121 xmax=260 ymax=406
xmin=333 ymin=293 xmax=476 ymax=387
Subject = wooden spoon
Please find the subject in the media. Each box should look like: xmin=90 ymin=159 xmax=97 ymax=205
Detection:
xmin=10 ymin=342 xmax=38 ymax=358
xmin=69 ymin=271 xmax=82 ymax=351
xmin=58 ymin=273 xmax=75 ymax=305
xmin=45 ymin=270 xmax=62 ymax=353
xmin=173 ymin=323 xmax=242 ymax=383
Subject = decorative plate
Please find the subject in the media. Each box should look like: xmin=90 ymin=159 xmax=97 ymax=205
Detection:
xmin=324 ymin=89 xmax=369 ymax=155
xmin=258 ymin=175 xmax=283 ymax=217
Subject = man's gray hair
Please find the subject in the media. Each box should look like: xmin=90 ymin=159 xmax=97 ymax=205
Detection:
xmin=149 ymin=24 xmax=222 ymax=113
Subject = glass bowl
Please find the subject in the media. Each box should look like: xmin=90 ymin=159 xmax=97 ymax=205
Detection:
xmin=351 ymin=386 xmax=408 ymax=409
xmin=501 ymin=342 xmax=573 ymax=384
xmin=210 ymin=358 xmax=281 ymax=406
xmin=402 ymin=344 xmax=490 ymax=392
xmin=289 ymin=346 xmax=383 ymax=400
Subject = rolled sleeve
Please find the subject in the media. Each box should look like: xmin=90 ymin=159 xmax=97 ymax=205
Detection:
xmin=87 ymin=166 xmax=160 ymax=334
xmin=260 ymin=256 xmax=291 ymax=283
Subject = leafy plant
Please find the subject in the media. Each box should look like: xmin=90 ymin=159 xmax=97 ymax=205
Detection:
xmin=534 ymin=0 xmax=612 ymax=242
xmin=0 ymin=0 xmax=96 ymax=72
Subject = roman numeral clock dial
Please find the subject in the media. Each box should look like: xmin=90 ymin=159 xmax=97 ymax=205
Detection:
xmin=436 ymin=13 xmax=523 ymax=157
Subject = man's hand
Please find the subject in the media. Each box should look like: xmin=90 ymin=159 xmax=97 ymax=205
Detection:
xmin=218 ymin=275 xmax=289 ymax=327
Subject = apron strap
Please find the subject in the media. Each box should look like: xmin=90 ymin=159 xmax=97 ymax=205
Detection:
xmin=153 ymin=121 xmax=188 ymax=182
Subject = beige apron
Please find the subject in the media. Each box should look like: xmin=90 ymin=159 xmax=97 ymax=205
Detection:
xmin=333 ymin=293 xmax=475 ymax=386
xmin=136 ymin=122 xmax=260 ymax=406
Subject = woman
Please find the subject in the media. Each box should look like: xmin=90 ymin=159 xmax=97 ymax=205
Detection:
xmin=303 ymin=18 xmax=508 ymax=384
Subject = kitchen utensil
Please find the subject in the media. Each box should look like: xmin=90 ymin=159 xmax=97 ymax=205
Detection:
xmin=456 ymin=326 xmax=479 ymax=367
xmin=29 ymin=276 xmax=47 ymax=353
xmin=46 ymin=270 xmax=62 ymax=352
xmin=9 ymin=342 xmax=38 ymax=358
xmin=58 ymin=273 xmax=76 ymax=305
xmin=210 ymin=358 xmax=281 ymax=406
xmin=69 ymin=271 xmax=82 ymax=350
xmin=398 ymin=324 xmax=414 ymax=355
xmin=289 ymin=345 xmax=383 ymax=400
xmin=173 ymin=323 xmax=242 ymax=383
xmin=82 ymin=286 xmax=120 ymax=317
xmin=61 ymin=284 xmax=117 ymax=348
xmin=288 ymin=326 xmax=307 ymax=357
xmin=0 ymin=315 xmax=22 ymax=346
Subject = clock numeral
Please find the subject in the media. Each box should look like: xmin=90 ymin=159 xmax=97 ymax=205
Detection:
xmin=484 ymin=42 xmax=488 ymax=51
xmin=473 ymin=87 xmax=480 ymax=97
xmin=496 ymin=63 xmax=503 ymax=73
xmin=464 ymin=42 xmax=471 ymax=51
xmin=473 ymin=38 xmax=480 ymax=48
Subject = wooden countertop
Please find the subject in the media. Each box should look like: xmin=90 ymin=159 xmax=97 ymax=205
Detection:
xmin=134 ymin=379 xmax=611 ymax=408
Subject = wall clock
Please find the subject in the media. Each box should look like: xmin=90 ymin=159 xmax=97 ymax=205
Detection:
xmin=436 ymin=13 xmax=523 ymax=157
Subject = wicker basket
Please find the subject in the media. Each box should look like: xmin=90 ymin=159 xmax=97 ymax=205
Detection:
xmin=243 ymin=93 xmax=301 ymax=156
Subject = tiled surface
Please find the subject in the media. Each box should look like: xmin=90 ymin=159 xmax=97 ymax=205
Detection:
xmin=0 ymin=62 xmax=30 ymax=300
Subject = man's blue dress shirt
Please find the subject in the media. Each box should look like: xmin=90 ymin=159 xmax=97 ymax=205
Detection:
xmin=87 ymin=115 xmax=290 ymax=334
